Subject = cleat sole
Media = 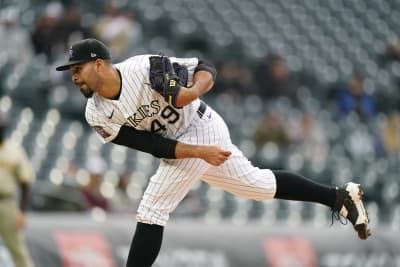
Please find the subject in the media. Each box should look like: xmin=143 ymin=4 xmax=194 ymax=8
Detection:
xmin=354 ymin=185 xmax=371 ymax=240
xmin=354 ymin=223 xmax=371 ymax=240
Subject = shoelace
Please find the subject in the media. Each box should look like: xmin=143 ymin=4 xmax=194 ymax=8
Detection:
xmin=330 ymin=184 xmax=349 ymax=226
xmin=331 ymin=209 xmax=348 ymax=226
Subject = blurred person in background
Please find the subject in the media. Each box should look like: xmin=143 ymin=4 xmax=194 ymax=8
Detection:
xmin=255 ymin=53 xmax=296 ymax=100
xmin=31 ymin=2 xmax=92 ymax=63
xmin=94 ymin=4 xmax=142 ymax=61
xmin=288 ymin=112 xmax=329 ymax=171
xmin=375 ymin=111 xmax=400 ymax=157
xmin=335 ymin=71 xmax=376 ymax=120
xmin=80 ymin=156 xmax=110 ymax=211
xmin=31 ymin=2 xmax=64 ymax=63
xmin=253 ymin=110 xmax=289 ymax=147
xmin=213 ymin=60 xmax=255 ymax=96
xmin=254 ymin=53 xmax=320 ymax=104
xmin=0 ymin=112 xmax=35 ymax=267
xmin=379 ymin=37 xmax=400 ymax=65
xmin=56 ymin=5 xmax=92 ymax=52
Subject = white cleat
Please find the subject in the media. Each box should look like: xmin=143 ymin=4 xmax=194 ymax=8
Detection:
xmin=333 ymin=182 xmax=371 ymax=240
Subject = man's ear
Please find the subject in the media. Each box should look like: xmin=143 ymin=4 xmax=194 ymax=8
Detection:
xmin=94 ymin=59 xmax=104 ymax=72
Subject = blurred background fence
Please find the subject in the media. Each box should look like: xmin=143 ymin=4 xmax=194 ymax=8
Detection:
xmin=1 ymin=214 xmax=398 ymax=267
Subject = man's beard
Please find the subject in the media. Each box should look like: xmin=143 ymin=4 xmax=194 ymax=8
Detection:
xmin=80 ymin=88 xmax=94 ymax=98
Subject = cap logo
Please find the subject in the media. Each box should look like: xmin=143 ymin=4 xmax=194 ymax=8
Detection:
xmin=91 ymin=53 xmax=97 ymax=58
xmin=68 ymin=47 xmax=74 ymax=59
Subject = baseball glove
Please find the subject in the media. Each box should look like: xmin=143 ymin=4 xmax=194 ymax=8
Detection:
xmin=149 ymin=55 xmax=188 ymax=108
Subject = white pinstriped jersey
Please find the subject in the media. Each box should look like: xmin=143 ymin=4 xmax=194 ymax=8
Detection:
xmin=85 ymin=55 xmax=201 ymax=142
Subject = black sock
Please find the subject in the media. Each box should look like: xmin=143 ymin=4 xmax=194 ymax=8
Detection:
xmin=126 ymin=222 xmax=164 ymax=267
xmin=273 ymin=170 xmax=337 ymax=208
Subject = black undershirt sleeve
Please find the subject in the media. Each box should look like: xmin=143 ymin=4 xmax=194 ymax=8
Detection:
xmin=111 ymin=126 xmax=177 ymax=159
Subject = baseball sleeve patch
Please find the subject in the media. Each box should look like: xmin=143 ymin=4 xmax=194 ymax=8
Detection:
xmin=93 ymin=126 xmax=111 ymax=138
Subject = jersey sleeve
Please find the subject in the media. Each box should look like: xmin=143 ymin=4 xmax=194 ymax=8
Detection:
xmin=85 ymin=101 xmax=122 ymax=143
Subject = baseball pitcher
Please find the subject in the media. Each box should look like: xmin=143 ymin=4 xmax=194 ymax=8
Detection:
xmin=56 ymin=39 xmax=370 ymax=267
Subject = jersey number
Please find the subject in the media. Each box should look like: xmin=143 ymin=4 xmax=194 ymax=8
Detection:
xmin=151 ymin=106 xmax=179 ymax=133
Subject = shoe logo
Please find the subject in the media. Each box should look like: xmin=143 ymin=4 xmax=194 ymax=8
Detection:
xmin=207 ymin=112 xmax=212 ymax=119
xmin=107 ymin=110 xmax=114 ymax=119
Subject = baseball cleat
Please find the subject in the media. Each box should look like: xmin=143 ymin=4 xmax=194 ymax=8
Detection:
xmin=333 ymin=182 xmax=371 ymax=240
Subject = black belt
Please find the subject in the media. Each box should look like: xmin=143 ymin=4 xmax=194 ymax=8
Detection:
xmin=197 ymin=101 xmax=207 ymax=118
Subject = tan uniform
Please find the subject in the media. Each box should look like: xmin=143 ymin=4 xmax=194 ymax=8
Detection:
xmin=0 ymin=140 xmax=35 ymax=267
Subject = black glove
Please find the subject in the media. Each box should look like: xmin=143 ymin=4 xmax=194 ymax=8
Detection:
xmin=172 ymin=62 xmax=188 ymax=87
xmin=149 ymin=56 xmax=187 ymax=108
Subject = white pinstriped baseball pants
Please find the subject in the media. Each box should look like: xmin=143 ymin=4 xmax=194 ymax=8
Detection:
xmin=136 ymin=105 xmax=277 ymax=226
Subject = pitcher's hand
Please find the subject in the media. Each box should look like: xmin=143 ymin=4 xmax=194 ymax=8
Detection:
xmin=199 ymin=146 xmax=231 ymax=166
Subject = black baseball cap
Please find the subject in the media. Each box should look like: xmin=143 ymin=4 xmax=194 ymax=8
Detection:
xmin=56 ymin=38 xmax=111 ymax=71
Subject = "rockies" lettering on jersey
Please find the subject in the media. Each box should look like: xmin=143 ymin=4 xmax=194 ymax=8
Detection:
xmin=127 ymin=100 xmax=161 ymax=127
